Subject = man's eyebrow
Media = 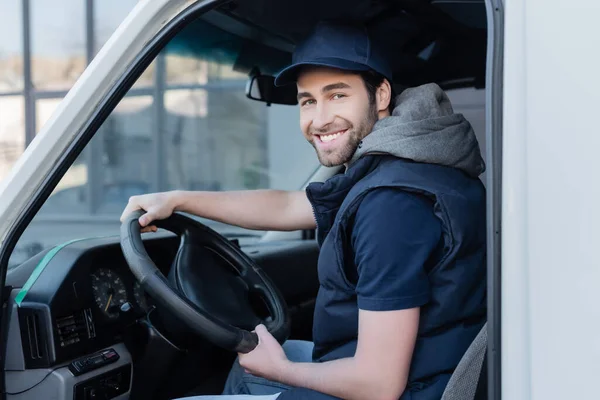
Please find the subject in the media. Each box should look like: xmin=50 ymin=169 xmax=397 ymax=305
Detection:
xmin=297 ymin=82 xmax=352 ymax=101
xmin=321 ymin=82 xmax=352 ymax=93
xmin=297 ymin=91 xmax=312 ymax=101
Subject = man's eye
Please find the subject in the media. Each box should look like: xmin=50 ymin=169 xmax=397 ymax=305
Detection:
xmin=302 ymin=99 xmax=316 ymax=107
xmin=332 ymin=93 xmax=346 ymax=100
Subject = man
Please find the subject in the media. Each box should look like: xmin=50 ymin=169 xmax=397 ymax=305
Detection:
xmin=121 ymin=22 xmax=486 ymax=400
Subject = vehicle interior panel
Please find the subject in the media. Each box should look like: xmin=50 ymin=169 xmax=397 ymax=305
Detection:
xmin=205 ymin=0 xmax=487 ymax=89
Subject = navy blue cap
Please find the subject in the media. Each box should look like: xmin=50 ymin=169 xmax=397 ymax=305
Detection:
xmin=274 ymin=21 xmax=393 ymax=86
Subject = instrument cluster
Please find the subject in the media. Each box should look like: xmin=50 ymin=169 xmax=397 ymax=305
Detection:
xmin=90 ymin=267 xmax=150 ymax=320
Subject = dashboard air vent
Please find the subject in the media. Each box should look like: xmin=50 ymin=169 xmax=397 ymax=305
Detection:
xmin=55 ymin=310 xmax=89 ymax=347
xmin=25 ymin=313 xmax=43 ymax=360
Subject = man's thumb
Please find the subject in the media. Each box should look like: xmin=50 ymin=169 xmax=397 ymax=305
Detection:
xmin=254 ymin=324 xmax=270 ymax=340
xmin=139 ymin=213 xmax=153 ymax=227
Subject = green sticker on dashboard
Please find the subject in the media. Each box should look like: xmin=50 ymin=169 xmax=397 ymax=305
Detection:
xmin=15 ymin=237 xmax=99 ymax=307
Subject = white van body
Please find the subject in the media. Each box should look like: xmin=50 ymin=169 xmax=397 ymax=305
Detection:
xmin=0 ymin=0 xmax=598 ymax=399
xmin=502 ymin=0 xmax=600 ymax=399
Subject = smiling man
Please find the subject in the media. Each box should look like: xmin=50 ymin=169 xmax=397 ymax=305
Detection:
xmin=122 ymin=21 xmax=487 ymax=400
xmin=296 ymin=69 xmax=391 ymax=168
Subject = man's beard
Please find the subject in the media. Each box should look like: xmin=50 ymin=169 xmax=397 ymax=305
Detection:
xmin=310 ymin=102 xmax=379 ymax=167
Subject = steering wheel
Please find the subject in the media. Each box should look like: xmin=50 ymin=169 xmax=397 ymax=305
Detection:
xmin=120 ymin=210 xmax=290 ymax=353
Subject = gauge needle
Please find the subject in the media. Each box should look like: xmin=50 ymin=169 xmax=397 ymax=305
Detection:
xmin=104 ymin=294 xmax=113 ymax=312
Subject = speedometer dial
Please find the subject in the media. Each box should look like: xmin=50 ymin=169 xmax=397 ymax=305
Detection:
xmin=91 ymin=268 xmax=128 ymax=319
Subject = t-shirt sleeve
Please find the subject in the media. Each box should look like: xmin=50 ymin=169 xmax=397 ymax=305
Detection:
xmin=351 ymin=188 xmax=442 ymax=311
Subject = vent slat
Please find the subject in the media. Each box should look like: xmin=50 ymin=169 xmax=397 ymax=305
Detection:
xmin=26 ymin=314 xmax=42 ymax=360
xmin=55 ymin=310 xmax=88 ymax=347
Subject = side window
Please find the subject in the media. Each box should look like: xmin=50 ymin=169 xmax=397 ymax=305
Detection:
xmin=10 ymin=20 xmax=318 ymax=268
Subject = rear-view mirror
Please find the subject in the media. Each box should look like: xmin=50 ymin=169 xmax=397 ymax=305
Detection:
xmin=246 ymin=75 xmax=298 ymax=106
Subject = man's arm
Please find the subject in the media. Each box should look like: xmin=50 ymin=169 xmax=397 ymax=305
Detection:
xmin=174 ymin=190 xmax=315 ymax=231
xmin=120 ymin=190 xmax=316 ymax=231
xmin=278 ymin=308 xmax=419 ymax=400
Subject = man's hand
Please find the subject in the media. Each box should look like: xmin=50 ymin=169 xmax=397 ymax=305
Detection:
xmin=119 ymin=191 xmax=180 ymax=232
xmin=238 ymin=324 xmax=289 ymax=382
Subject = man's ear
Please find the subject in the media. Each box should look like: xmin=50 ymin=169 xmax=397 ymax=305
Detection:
xmin=376 ymin=79 xmax=393 ymax=114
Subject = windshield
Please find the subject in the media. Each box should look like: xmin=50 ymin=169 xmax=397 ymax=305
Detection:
xmin=8 ymin=16 xmax=319 ymax=269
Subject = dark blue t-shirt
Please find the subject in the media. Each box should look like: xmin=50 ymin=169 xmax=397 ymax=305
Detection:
xmin=351 ymin=189 xmax=440 ymax=313
xmin=311 ymin=187 xmax=485 ymax=398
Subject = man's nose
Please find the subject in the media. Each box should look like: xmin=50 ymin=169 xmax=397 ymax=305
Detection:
xmin=312 ymin=103 xmax=335 ymax=130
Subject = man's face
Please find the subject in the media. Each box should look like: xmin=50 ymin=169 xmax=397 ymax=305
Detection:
xmin=297 ymin=68 xmax=379 ymax=167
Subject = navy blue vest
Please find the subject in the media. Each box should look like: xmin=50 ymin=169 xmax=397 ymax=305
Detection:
xmin=305 ymin=155 xmax=487 ymax=399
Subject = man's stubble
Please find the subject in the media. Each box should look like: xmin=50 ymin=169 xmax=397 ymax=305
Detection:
xmin=310 ymin=102 xmax=379 ymax=167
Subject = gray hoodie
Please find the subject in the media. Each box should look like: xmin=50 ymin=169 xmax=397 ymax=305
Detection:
xmin=350 ymin=83 xmax=486 ymax=178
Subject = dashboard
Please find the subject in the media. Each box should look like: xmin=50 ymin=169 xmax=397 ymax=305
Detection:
xmin=7 ymin=235 xmax=178 ymax=368
xmin=52 ymin=263 xmax=153 ymax=351
xmin=4 ymin=233 xmax=320 ymax=399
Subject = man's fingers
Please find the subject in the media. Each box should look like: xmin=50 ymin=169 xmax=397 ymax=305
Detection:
xmin=119 ymin=205 xmax=137 ymax=223
xmin=120 ymin=200 xmax=158 ymax=232
xmin=120 ymin=201 xmax=143 ymax=223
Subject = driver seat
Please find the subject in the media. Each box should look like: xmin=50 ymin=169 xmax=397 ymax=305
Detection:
xmin=441 ymin=323 xmax=488 ymax=400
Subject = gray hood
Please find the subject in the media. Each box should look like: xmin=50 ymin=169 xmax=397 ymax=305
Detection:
xmin=350 ymin=83 xmax=485 ymax=178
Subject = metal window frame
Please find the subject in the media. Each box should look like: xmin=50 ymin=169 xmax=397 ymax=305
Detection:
xmin=22 ymin=0 xmax=34 ymax=145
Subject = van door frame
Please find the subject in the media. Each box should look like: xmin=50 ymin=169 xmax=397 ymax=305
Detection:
xmin=484 ymin=0 xmax=504 ymax=399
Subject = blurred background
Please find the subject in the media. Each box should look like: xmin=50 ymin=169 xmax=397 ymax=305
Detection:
xmin=1 ymin=0 xmax=321 ymax=267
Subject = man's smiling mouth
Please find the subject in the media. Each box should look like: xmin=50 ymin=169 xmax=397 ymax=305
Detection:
xmin=317 ymin=129 xmax=348 ymax=143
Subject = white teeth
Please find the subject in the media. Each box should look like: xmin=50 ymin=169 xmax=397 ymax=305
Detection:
xmin=320 ymin=131 xmax=343 ymax=142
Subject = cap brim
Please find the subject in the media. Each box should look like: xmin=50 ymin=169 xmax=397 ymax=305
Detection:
xmin=274 ymin=58 xmax=371 ymax=86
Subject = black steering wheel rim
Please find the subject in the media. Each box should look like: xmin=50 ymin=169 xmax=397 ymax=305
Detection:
xmin=120 ymin=210 xmax=290 ymax=353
